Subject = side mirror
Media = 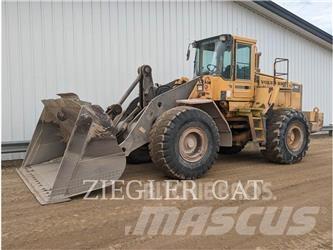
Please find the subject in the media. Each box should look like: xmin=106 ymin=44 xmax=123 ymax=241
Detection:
xmin=186 ymin=43 xmax=191 ymax=61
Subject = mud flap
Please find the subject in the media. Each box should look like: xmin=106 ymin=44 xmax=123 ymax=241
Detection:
xmin=17 ymin=93 xmax=126 ymax=205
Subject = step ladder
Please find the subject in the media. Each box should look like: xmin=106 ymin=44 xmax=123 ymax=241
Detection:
xmin=236 ymin=108 xmax=266 ymax=143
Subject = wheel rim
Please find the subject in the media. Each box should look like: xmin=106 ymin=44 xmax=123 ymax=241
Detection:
xmin=179 ymin=127 xmax=208 ymax=163
xmin=286 ymin=123 xmax=304 ymax=152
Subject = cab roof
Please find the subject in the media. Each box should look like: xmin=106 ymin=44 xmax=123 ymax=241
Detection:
xmin=194 ymin=34 xmax=257 ymax=44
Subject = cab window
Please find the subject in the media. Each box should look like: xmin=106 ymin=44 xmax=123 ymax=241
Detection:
xmin=194 ymin=39 xmax=232 ymax=79
xmin=236 ymin=43 xmax=251 ymax=80
xmin=221 ymin=49 xmax=231 ymax=79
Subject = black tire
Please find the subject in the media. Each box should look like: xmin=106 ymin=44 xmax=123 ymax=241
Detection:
xmin=121 ymin=97 xmax=140 ymax=121
xmin=262 ymin=109 xmax=310 ymax=164
xmin=155 ymin=85 xmax=172 ymax=96
xmin=219 ymin=145 xmax=244 ymax=155
xmin=127 ymin=144 xmax=151 ymax=164
xmin=149 ymin=106 xmax=219 ymax=179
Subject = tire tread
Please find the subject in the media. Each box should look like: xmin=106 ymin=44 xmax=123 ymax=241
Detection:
xmin=149 ymin=106 xmax=219 ymax=179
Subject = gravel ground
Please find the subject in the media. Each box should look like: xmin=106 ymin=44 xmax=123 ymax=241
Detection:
xmin=2 ymin=135 xmax=332 ymax=249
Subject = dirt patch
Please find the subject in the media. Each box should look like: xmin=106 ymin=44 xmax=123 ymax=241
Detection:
xmin=2 ymin=135 xmax=332 ymax=249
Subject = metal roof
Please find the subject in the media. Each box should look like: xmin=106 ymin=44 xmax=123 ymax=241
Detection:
xmin=254 ymin=1 xmax=332 ymax=44
xmin=239 ymin=1 xmax=332 ymax=49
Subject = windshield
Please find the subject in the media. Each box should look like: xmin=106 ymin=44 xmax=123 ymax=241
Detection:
xmin=194 ymin=39 xmax=232 ymax=79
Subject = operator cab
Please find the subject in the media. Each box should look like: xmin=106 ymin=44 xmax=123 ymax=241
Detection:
xmin=190 ymin=34 xmax=257 ymax=82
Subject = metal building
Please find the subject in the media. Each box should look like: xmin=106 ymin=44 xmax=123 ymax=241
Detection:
xmin=2 ymin=1 xmax=332 ymax=159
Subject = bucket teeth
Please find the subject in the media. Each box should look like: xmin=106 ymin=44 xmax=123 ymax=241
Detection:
xmin=17 ymin=93 xmax=126 ymax=205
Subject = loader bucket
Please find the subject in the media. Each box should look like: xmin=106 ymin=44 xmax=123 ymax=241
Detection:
xmin=17 ymin=93 xmax=126 ymax=205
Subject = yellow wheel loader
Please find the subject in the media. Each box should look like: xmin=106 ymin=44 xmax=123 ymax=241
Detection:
xmin=17 ymin=34 xmax=323 ymax=204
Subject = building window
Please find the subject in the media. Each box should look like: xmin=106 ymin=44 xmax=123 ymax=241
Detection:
xmin=236 ymin=43 xmax=251 ymax=80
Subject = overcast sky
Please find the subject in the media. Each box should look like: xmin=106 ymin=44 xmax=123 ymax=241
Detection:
xmin=274 ymin=0 xmax=332 ymax=34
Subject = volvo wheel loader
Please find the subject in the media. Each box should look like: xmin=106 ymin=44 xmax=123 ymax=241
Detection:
xmin=17 ymin=34 xmax=323 ymax=204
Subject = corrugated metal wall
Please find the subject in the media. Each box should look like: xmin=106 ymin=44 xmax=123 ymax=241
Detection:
xmin=2 ymin=0 xmax=332 ymax=145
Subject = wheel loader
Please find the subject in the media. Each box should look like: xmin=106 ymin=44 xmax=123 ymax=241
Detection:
xmin=17 ymin=34 xmax=324 ymax=204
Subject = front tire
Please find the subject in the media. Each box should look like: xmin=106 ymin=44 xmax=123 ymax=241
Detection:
xmin=149 ymin=106 xmax=219 ymax=179
xmin=262 ymin=109 xmax=310 ymax=164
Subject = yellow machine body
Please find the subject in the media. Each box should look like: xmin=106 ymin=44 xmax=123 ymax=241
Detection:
xmin=17 ymin=34 xmax=324 ymax=205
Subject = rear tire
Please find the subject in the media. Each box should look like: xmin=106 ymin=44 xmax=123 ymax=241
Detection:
xmin=121 ymin=97 xmax=139 ymax=121
xmin=127 ymin=144 xmax=151 ymax=164
xmin=219 ymin=145 xmax=244 ymax=155
xmin=262 ymin=109 xmax=310 ymax=164
xmin=149 ymin=106 xmax=219 ymax=179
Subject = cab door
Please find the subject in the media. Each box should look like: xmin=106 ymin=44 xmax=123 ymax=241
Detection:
xmin=233 ymin=41 xmax=255 ymax=100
